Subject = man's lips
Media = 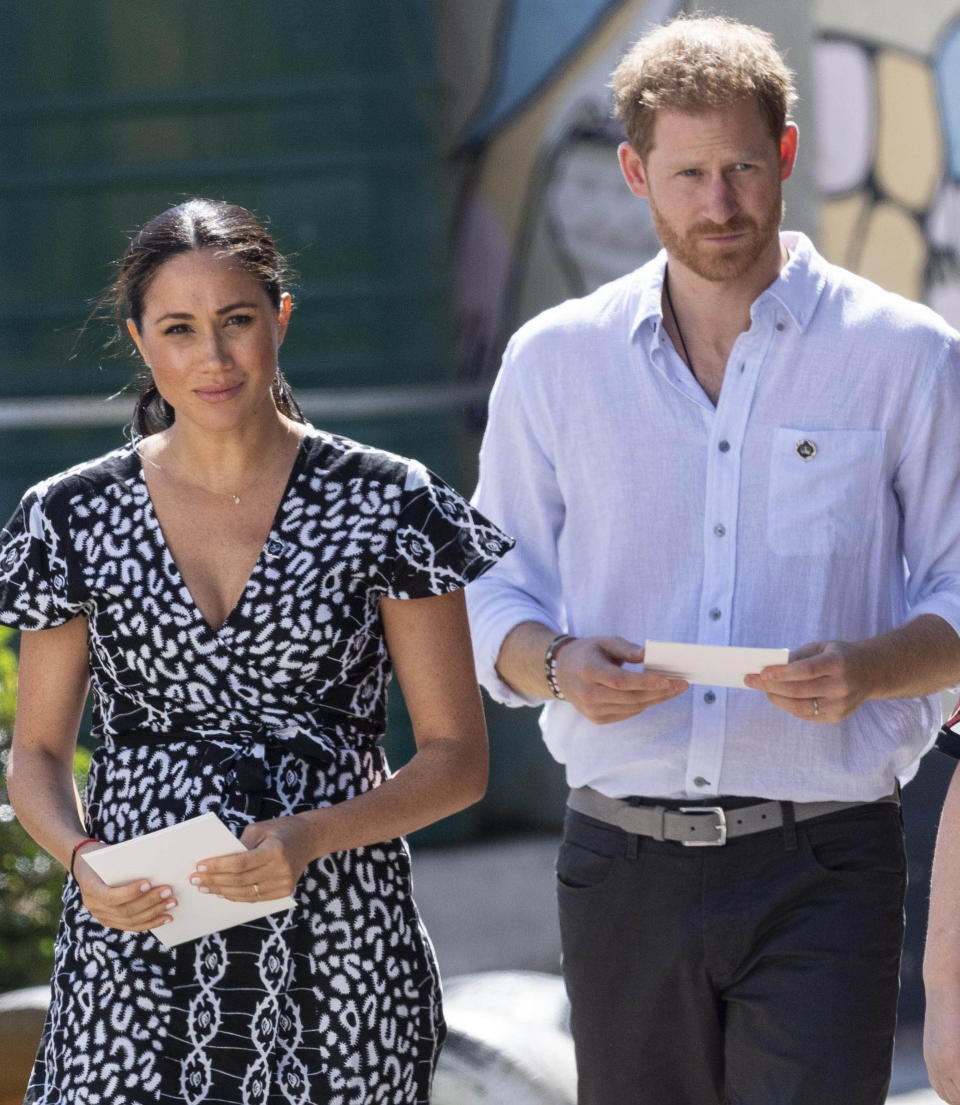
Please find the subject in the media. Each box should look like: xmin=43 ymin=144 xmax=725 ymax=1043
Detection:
xmin=194 ymin=382 xmax=244 ymax=403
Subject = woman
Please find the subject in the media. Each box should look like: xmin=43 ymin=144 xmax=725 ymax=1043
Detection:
xmin=2 ymin=198 xmax=512 ymax=1104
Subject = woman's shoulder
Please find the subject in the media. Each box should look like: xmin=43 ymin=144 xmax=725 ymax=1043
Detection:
xmin=300 ymin=426 xmax=425 ymax=489
xmin=21 ymin=442 xmax=140 ymax=514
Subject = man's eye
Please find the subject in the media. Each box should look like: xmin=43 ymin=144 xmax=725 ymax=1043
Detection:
xmin=679 ymin=169 xmax=699 ymax=178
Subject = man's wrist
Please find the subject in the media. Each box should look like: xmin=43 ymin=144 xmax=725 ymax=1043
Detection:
xmin=544 ymin=634 xmax=577 ymax=699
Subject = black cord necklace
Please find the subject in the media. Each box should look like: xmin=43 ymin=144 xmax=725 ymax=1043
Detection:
xmin=663 ymin=268 xmax=695 ymax=377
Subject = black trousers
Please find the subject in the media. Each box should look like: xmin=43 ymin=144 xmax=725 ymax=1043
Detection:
xmin=557 ymin=801 xmax=906 ymax=1105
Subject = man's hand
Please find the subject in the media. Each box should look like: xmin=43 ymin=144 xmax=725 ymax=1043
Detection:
xmin=554 ymin=636 xmax=688 ymax=724
xmin=743 ymin=640 xmax=873 ymax=722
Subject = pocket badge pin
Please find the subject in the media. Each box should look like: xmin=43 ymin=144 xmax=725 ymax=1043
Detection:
xmin=795 ymin=439 xmax=817 ymax=461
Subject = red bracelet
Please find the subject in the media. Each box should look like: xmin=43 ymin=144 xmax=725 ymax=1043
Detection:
xmin=70 ymin=836 xmax=100 ymax=878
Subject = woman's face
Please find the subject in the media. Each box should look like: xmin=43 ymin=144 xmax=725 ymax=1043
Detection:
xmin=126 ymin=249 xmax=292 ymax=432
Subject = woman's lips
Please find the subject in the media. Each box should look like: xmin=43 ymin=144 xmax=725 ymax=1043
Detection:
xmin=194 ymin=382 xmax=243 ymax=403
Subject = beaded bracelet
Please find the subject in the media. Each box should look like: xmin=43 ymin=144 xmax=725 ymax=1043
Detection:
xmin=544 ymin=634 xmax=577 ymax=700
xmin=70 ymin=836 xmax=100 ymax=878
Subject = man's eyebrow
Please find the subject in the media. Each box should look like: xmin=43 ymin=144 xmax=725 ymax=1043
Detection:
xmin=153 ymin=302 xmax=260 ymax=324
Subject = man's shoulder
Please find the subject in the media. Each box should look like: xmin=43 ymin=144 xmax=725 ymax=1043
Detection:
xmin=817 ymin=254 xmax=957 ymax=345
xmin=508 ymin=260 xmax=658 ymax=356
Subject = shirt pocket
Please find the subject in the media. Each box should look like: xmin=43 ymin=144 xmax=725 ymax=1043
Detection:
xmin=767 ymin=427 xmax=883 ymax=556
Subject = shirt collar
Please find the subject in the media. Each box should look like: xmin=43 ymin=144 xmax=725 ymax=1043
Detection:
xmin=630 ymin=231 xmax=827 ymax=339
xmin=758 ymin=232 xmax=827 ymax=332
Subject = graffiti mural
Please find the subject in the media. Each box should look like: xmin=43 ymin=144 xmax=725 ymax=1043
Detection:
xmin=443 ymin=0 xmax=960 ymax=392
xmin=814 ymin=0 xmax=960 ymax=323
xmin=443 ymin=0 xmax=680 ymax=390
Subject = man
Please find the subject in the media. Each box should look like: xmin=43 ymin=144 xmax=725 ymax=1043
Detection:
xmin=466 ymin=15 xmax=960 ymax=1105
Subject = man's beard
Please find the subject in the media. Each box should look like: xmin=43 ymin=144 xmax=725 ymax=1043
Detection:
xmin=648 ymin=191 xmax=784 ymax=282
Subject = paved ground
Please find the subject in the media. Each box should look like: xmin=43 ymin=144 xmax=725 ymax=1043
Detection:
xmin=410 ymin=834 xmax=942 ymax=1103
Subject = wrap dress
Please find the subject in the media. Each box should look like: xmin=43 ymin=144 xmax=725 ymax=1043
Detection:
xmin=0 ymin=427 xmax=512 ymax=1105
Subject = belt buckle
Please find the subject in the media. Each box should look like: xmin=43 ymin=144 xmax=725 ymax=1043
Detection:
xmin=679 ymin=805 xmax=727 ymax=846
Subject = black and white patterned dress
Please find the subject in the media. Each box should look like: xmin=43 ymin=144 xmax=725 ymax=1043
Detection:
xmin=0 ymin=427 xmax=512 ymax=1105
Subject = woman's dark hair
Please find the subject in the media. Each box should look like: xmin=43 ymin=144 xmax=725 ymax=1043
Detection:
xmin=109 ymin=198 xmax=305 ymax=436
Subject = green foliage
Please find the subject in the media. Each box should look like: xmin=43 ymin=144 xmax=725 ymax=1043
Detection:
xmin=0 ymin=627 xmax=89 ymax=991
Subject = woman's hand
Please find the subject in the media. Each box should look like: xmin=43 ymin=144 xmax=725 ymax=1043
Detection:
xmin=925 ymin=986 xmax=960 ymax=1103
xmin=191 ymin=816 xmax=317 ymax=902
xmin=73 ymin=846 xmax=177 ymax=932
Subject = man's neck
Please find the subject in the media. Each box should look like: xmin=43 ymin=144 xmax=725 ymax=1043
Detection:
xmin=665 ymin=235 xmax=788 ymax=343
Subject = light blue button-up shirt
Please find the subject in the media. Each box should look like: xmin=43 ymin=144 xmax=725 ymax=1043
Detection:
xmin=467 ymin=233 xmax=960 ymax=802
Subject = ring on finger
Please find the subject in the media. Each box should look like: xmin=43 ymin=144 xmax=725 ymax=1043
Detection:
xmin=253 ymin=883 xmax=261 ymax=901
xmin=812 ymin=697 xmax=820 ymax=717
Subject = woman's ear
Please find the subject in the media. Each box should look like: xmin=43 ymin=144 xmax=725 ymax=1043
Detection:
xmin=126 ymin=318 xmax=148 ymax=366
xmin=277 ymin=293 xmax=293 ymax=347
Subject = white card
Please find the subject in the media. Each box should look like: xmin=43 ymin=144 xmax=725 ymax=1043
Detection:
xmin=643 ymin=639 xmax=790 ymax=688
xmin=82 ymin=812 xmax=297 ymax=947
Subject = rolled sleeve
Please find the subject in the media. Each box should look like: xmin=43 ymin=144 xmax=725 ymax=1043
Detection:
xmin=467 ymin=336 xmax=567 ymax=708
xmin=898 ymin=336 xmax=960 ymax=638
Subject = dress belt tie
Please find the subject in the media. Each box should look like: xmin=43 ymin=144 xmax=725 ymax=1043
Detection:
xmin=108 ymin=727 xmax=352 ymax=819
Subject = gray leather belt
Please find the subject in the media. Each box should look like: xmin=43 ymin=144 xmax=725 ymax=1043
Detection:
xmin=567 ymin=785 xmax=900 ymax=847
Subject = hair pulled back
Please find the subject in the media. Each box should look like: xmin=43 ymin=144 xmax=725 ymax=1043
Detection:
xmin=110 ymin=198 xmax=305 ymax=436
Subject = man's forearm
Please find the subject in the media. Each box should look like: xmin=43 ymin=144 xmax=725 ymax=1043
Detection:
xmin=859 ymin=614 xmax=960 ymax=699
xmin=495 ymin=620 xmax=557 ymax=701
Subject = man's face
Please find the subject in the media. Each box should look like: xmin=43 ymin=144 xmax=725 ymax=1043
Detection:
xmin=620 ymin=98 xmax=796 ymax=282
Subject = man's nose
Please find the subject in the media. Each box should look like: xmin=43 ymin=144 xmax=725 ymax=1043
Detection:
xmin=702 ymin=177 xmax=738 ymax=225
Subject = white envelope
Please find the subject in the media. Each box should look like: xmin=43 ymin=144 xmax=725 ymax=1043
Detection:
xmin=82 ymin=812 xmax=297 ymax=947
xmin=643 ymin=639 xmax=790 ymax=688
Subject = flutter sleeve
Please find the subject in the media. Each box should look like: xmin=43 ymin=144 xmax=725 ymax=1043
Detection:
xmin=0 ymin=484 xmax=85 ymax=629
xmin=386 ymin=460 xmax=515 ymax=600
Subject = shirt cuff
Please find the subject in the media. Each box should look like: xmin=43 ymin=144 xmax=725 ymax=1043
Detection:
xmin=467 ymin=595 xmax=560 ymax=709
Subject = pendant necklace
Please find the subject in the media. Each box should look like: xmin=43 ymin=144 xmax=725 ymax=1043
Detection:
xmin=663 ymin=268 xmax=696 ymax=377
xmin=137 ymin=444 xmax=263 ymax=506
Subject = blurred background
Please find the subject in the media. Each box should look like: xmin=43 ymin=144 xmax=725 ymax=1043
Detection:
xmin=2 ymin=0 xmax=960 ymax=1096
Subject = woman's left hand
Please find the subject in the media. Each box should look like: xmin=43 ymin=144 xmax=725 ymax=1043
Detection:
xmin=191 ymin=816 xmax=318 ymax=902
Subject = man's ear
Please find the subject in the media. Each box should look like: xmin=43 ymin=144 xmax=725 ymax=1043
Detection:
xmin=780 ymin=123 xmax=798 ymax=182
xmin=618 ymin=142 xmax=650 ymax=199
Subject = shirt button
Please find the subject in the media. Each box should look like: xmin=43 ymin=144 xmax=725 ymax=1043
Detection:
xmin=709 ymin=607 xmax=721 ymax=620
xmin=714 ymin=524 xmax=726 ymax=537
xmin=776 ymin=321 xmax=785 ymax=331
xmin=693 ymin=776 xmax=710 ymax=787
xmin=703 ymin=691 xmax=716 ymax=704
xmin=718 ymin=440 xmax=730 ymax=453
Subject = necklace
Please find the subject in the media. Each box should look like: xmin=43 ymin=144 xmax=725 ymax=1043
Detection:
xmin=136 ymin=442 xmax=282 ymax=506
xmin=663 ymin=268 xmax=696 ymax=377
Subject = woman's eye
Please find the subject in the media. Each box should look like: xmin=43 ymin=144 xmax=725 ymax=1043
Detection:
xmin=163 ymin=323 xmax=191 ymax=336
xmin=225 ymin=314 xmax=253 ymax=327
